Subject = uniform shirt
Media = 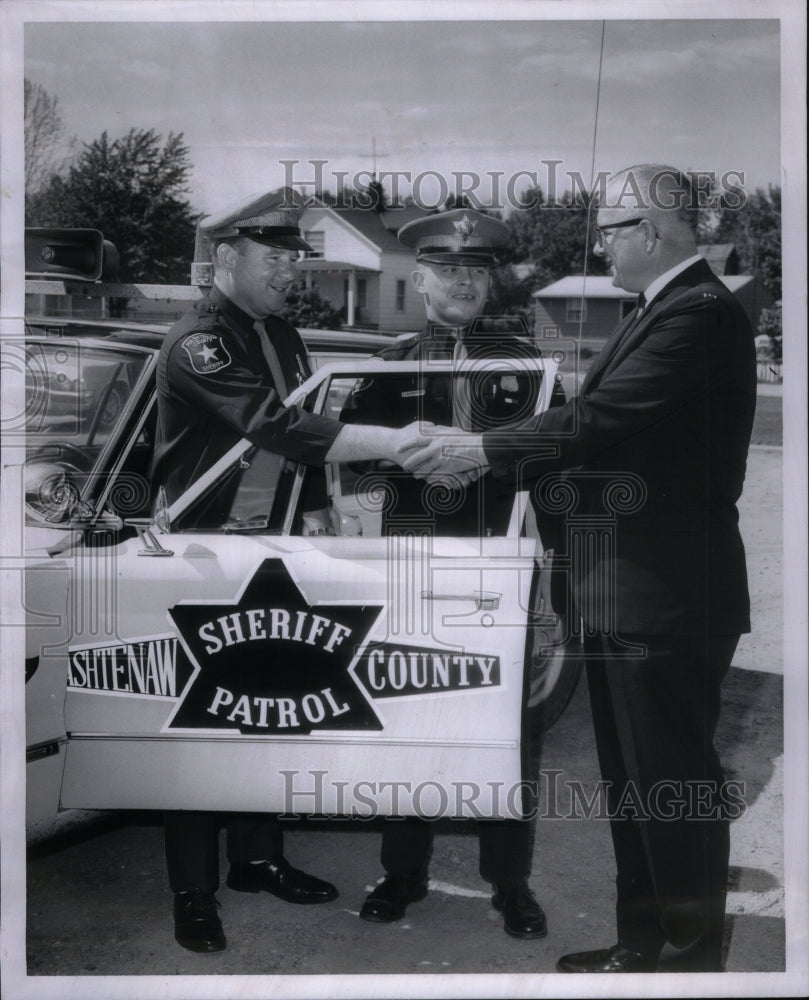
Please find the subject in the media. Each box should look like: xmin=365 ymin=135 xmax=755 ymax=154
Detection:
xmin=344 ymin=322 xmax=564 ymax=425
xmin=151 ymin=284 xmax=341 ymax=506
xmin=341 ymin=323 xmax=564 ymax=537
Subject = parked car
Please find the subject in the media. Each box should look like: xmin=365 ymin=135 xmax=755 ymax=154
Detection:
xmin=19 ymin=321 xmax=581 ymax=843
xmin=25 ymin=315 xmax=400 ymax=368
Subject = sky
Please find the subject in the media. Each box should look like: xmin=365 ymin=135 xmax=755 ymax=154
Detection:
xmin=21 ymin=12 xmax=782 ymax=217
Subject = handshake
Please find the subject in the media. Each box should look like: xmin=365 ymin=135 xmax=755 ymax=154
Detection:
xmin=392 ymin=422 xmax=489 ymax=489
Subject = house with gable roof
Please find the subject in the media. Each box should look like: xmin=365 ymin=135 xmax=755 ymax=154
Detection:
xmin=297 ymin=202 xmax=432 ymax=332
xmin=532 ymin=243 xmax=771 ymax=345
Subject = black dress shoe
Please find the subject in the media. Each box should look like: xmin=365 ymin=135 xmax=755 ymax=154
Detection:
xmin=556 ymin=942 xmax=659 ymax=973
xmin=226 ymin=857 xmax=338 ymax=903
xmin=173 ymin=889 xmax=226 ymax=953
xmin=492 ymin=883 xmax=548 ymax=939
xmin=360 ymin=870 xmax=429 ymax=923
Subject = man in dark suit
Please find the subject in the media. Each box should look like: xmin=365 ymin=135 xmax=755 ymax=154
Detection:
xmin=401 ymin=164 xmax=757 ymax=972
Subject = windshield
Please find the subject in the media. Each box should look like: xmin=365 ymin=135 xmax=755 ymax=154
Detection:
xmin=24 ymin=338 xmax=155 ymax=525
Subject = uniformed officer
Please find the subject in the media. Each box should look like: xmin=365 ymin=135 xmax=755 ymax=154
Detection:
xmin=341 ymin=209 xmax=562 ymax=536
xmin=151 ymin=188 xmax=424 ymax=953
xmin=347 ymin=209 xmax=559 ymax=939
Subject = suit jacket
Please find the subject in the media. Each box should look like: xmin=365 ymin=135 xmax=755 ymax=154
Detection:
xmin=482 ymin=260 xmax=757 ymax=635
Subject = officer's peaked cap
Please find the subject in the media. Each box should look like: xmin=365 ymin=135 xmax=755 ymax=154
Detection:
xmin=397 ymin=209 xmax=510 ymax=266
xmin=201 ymin=187 xmax=312 ymax=251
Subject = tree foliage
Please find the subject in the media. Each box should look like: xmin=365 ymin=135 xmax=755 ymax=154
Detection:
xmin=483 ymin=187 xmax=609 ymax=321
xmin=24 ymin=78 xmax=69 ymax=195
xmin=314 ymin=183 xmax=387 ymax=211
xmin=702 ymin=185 xmax=781 ymax=300
xmin=484 ymin=265 xmax=537 ymax=318
xmin=26 ymin=128 xmax=198 ymax=285
xmin=281 ymin=282 xmax=343 ymax=330
xmin=500 ymin=187 xmax=608 ymax=287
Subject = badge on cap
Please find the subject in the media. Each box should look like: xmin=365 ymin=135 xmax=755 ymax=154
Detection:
xmin=397 ymin=209 xmax=511 ymax=266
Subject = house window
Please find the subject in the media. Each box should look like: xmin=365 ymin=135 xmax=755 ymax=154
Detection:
xmin=566 ymin=298 xmax=587 ymax=323
xmin=396 ymin=279 xmax=406 ymax=312
xmin=304 ymin=231 xmax=325 ymax=258
xmin=357 ymin=278 xmax=367 ymax=309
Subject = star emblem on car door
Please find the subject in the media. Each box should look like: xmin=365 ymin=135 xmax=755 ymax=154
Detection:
xmin=165 ymin=559 xmax=385 ymax=734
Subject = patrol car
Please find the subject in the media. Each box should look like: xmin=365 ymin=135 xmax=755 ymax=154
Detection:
xmin=16 ymin=232 xmax=582 ymax=842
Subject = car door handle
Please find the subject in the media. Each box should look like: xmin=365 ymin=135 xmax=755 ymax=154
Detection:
xmin=421 ymin=590 xmax=501 ymax=611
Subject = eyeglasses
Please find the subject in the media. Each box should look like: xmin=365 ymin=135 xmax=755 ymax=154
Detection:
xmin=593 ymin=218 xmax=660 ymax=247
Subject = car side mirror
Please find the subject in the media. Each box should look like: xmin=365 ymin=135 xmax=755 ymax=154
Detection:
xmin=153 ymin=485 xmax=171 ymax=534
xmin=25 ymin=460 xmax=83 ymax=525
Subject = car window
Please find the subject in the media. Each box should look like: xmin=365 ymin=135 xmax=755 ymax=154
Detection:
xmin=171 ymin=446 xmax=295 ymax=534
xmin=24 ymin=339 xmax=155 ymax=525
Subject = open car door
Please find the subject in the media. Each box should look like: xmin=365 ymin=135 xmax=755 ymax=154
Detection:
xmin=58 ymin=357 xmax=559 ymax=821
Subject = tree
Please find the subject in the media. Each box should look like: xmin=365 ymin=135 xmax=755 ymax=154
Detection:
xmin=484 ymin=264 xmax=536 ymax=318
xmin=486 ymin=187 xmax=608 ymax=320
xmin=703 ymin=185 xmax=781 ymax=300
xmin=444 ymin=193 xmax=477 ymax=210
xmin=24 ymin=78 xmax=70 ymax=195
xmin=26 ymin=128 xmax=198 ymax=286
xmin=281 ymin=283 xmax=343 ymax=330
xmin=500 ymin=187 xmax=609 ymax=290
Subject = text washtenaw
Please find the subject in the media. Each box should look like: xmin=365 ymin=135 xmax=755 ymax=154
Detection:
xmin=68 ymin=638 xmax=179 ymax=696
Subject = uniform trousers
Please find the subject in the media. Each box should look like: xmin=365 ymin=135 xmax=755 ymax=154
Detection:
xmin=369 ymin=543 xmax=550 ymax=887
xmin=377 ymin=701 xmax=541 ymax=887
xmin=165 ymin=812 xmax=283 ymax=894
xmin=378 ymin=815 xmax=536 ymax=886
xmin=585 ymin=631 xmax=739 ymax=969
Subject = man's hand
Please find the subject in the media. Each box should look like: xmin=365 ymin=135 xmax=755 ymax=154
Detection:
xmin=326 ymin=422 xmax=487 ymax=490
xmin=390 ymin=421 xmax=436 ymax=455
xmin=391 ymin=424 xmax=477 ymax=487
xmin=398 ymin=424 xmax=489 ymax=485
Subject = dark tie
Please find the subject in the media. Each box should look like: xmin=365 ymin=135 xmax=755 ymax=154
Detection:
xmin=451 ymin=337 xmax=473 ymax=429
xmin=605 ymin=292 xmax=648 ymax=369
xmin=254 ymin=320 xmax=289 ymax=398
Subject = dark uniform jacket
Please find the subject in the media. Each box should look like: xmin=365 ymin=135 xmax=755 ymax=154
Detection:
xmin=481 ymin=260 xmax=757 ymax=635
xmin=342 ymin=323 xmax=564 ymax=537
xmin=151 ymin=285 xmax=341 ymax=506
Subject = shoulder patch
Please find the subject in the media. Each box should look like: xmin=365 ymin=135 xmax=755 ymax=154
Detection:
xmin=181 ymin=332 xmax=232 ymax=374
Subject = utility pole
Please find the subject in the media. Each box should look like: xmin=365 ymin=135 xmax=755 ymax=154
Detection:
xmin=359 ymin=136 xmax=389 ymax=181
